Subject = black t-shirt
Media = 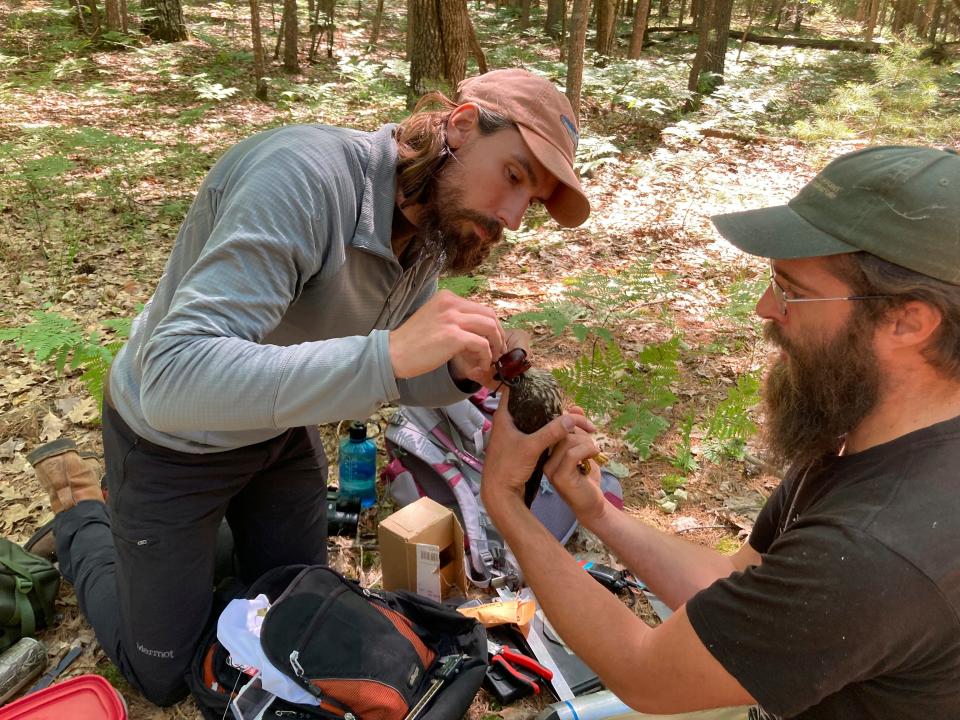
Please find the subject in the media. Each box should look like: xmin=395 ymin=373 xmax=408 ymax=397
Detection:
xmin=687 ymin=415 xmax=960 ymax=719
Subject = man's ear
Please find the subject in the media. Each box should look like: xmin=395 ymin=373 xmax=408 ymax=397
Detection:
xmin=885 ymin=300 xmax=943 ymax=351
xmin=446 ymin=103 xmax=480 ymax=151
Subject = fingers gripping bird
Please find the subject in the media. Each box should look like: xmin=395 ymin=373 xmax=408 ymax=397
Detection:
xmin=493 ymin=349 xmax=607 ymax=506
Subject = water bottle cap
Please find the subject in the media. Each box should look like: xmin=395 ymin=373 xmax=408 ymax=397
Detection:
xmin=348 ymin=421 xmax=367 ymax=441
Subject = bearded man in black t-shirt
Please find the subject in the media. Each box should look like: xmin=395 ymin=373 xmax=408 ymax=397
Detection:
xmin=481 ymin=145 xmax=960 ymax=719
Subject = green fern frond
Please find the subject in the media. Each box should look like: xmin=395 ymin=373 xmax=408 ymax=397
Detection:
xmin=509 ymin=263 xmax=674 ymax=346
xmin=670 ymin=410 xmax=699 ymax=474
xmin=622 ymin=335 xmax=681 ymax=405
xmin=1 ymin=311 xmax=85 ymax=363
xmin=0 ymin=311 xmax=132 ymax=421
xmin=612 ymin=404 xmax=671 ymax=459
xmin=78 ymin=355 xmax=111 ymax=412
xmin=555 ymin=336 xmax=680 ymax=457
xmin=102 ymin=317 xmax=133 ymax=335
xmin=553 ymin=340 xmax=628 ymax=417
xmin=702 ymin=371 xmax=761 ymax=461
xmin=438 ymin=275 xmax=487 ymax=298
xmin=509 ymin=303 xmax=584 ymax=336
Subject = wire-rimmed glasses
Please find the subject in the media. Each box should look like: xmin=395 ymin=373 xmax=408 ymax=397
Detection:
xmin=768 ymin=261 xmax=891 ymax=316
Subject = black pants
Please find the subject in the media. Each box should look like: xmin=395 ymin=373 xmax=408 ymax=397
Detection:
xmin=55 ymin=401 xmax=328 ymax=706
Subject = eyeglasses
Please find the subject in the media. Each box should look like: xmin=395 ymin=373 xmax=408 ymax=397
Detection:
xmin=768 ymin=261 xmax=891 ymax=316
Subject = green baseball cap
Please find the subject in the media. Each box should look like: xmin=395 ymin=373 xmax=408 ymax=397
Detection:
xmin=712 ymin=146 xmax=960 ymax=284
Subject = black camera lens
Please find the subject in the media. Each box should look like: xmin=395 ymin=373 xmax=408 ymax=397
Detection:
xmin=326 ymin=487 xmax=360 ymax=536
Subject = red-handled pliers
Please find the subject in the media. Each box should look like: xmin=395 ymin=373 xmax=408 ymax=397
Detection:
xmin=487 ymin=639 xmax=553 ymax=695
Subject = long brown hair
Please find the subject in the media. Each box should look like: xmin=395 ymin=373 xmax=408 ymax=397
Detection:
xmin=394 ymin=90 xmax=515 ymax=207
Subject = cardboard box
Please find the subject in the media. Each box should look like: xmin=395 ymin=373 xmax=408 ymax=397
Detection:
xmin=379 ymin=497 xmax=468 ymax=601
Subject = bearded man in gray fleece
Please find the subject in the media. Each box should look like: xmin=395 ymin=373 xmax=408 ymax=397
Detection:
xmin=25 ymin=68 xmax=590 ymax=705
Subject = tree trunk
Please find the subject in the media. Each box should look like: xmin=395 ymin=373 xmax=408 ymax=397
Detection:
xmin=466 ymin=13 xmax=488 ymax=72
xmin=687 ymin=0 xmax=732 ymax=97
xmin=658 ymin=0 xmax=669 ymax=19
xmin=408 ymin=0 xmax=444 ymax=97
xmin=766 ymin=0 xmax=784 ymax=24
xmin=941 ymin=1 xmax=953 ymax=40
xmin=520 ymin=0 xmax=531 ymax=27
xmin=863 ymin=0 xmax=880 ymax=39
xmin=308 ymin=0 xmax=334 ymax=58
xmin=890 ymin=0 xmax=909 ymax=31
xmin=678 ymin=0 xmax=686 ymax=25
xmin=628 ymin=0 xmax=651 ymax=56
xmin=105 ymin=0 xmax=121 ymax=31
xmin=705 ymin=0 xmax=732 ymax=75
xmin=560 ymin=0 xmax=568 ymax=59
xmin=596 ymin=0 xmax=618 ymax=54
xmin=688 ymin=0 xmax=715 ymax=96
xmin=408 ymin=0 xmax=472 ymax=99
xmin=250 ymin=0 xmax=269 ymax=98
xmin=736 ymin=0 xmax=757 ymax=60
xmin=792 ymin=0 xmax=804 ymax=29
xmin=545 ymin=0 xmax=564 ymax=37
xmin=74 ymin=0 xmax=102 ymax=34
xmin=120 ymin=0 xmax=128 ymax=31
xmin=565 ymin=0 xmax=589 ymax=116
xmin=282 ymin=0 xmax=299 ymax=71
xmin=406 ymin=0 xmax=413 ymax=57
xmin=370 ymin=0 xmax=385 ymax=45
xmin=926 ymin=0 xmax=943 ymax=37
xmin=142 ymin=0 xmax=188 ymax=40
xmin=439 ymin=0 xmax=469 ymax=84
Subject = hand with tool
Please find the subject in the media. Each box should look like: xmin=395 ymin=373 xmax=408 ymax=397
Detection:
xmin=487 ymin=639 xmax=553 ymax=696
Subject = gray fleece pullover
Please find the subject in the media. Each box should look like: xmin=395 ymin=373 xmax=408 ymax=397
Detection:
xmin=109 ymin=123 xmax=469 ymax=453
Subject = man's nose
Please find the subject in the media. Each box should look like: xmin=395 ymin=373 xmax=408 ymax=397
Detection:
xmin=498 ymin=195 xmax=528 ymax=231
xmin=756 ymin=283 xmax=783 ymax=321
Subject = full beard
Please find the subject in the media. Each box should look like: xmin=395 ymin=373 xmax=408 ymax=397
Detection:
xmin=761 ymin=310 xmax=882 ymax=472
xmin=406 ymin=175 xmax=503 ymax=275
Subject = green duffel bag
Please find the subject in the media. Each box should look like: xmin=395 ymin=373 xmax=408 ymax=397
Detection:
xmin=0 ymin=538 xmax=60 ymax=651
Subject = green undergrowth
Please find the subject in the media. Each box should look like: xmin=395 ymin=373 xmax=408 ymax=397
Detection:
xmin=506 ymin=259 xmax=763 ymax=512
xmin=0 ymin=310 xmax=132 ymax=415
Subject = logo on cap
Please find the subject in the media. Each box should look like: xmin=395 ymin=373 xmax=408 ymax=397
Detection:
xmin=560 ymin=114 xmax=579 ymax=152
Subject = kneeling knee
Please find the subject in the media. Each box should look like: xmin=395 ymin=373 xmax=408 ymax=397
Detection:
xmin=138 ymin=677 xmax=190 ymax=707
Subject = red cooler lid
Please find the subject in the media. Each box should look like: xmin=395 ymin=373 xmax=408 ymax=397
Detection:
xmin=0 ymin=674 xmax=127 ymax=719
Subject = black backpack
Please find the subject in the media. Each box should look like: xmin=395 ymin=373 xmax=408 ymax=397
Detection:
xmin=189 ymin=565 xmax=487 ymax=720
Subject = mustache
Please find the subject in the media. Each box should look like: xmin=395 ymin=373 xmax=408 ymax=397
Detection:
xmin=460 ymin=210 xmax=502 ymax=242
xmin=762 ymin=320 xmax=785 ymax=349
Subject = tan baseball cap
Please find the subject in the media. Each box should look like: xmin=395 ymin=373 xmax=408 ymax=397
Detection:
xmin=456 ymin=68 xmax=590 ymax=228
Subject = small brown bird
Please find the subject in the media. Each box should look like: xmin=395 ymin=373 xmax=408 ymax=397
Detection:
xmin=507 ymin=368 xmax=564 ymax=436
xmin=506 ymin=367 xmax=567 ymax=506
xmin=494 ymin=352 xmax=607 ymax=505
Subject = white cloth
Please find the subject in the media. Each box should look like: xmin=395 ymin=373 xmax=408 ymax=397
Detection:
xmin=217 ymin=595 xmax=320 ymax=706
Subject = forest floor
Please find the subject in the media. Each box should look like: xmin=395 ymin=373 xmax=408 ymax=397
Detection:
xmin=1 ymin=0 xmax=958 ymax=717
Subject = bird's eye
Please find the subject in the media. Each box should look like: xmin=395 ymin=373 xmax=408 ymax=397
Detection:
xmin=493 ymin=348 xmax=532 ymax=385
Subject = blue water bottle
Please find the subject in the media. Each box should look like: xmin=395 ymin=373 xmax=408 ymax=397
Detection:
xmin=338 ymin=421 xmax=377 ymax=509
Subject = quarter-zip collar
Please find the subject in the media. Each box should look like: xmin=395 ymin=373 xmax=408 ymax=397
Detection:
xmin=350 ymin=123 xmax=402 ymax=264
